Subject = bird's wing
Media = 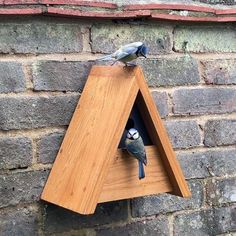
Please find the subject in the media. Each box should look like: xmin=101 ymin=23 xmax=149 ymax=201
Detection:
xmin=114 ymin=46 xmax=138 ymax=60
xmin=114 ymin=50 xmax=129 ymax=60
xmin=126 ymin=139 xmax=147 ymax=164
xmin=98 ymin=42 xmax=143 ymax=61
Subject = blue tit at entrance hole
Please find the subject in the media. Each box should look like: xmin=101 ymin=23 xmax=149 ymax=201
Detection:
xmin=97 ymin=42 xmax=148 ymax=66
xmin=125 ymin=128 xmax=147 ymax=179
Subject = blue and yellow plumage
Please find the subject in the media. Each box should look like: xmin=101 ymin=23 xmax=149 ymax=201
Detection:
xmin=125 ymin=128 xmax=147 ymax=179
xmin=97 ymin=42 xmax=148 ymax=66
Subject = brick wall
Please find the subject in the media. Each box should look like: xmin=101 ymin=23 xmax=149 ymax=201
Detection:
xmin=0 ymin=16 xmax=235 ymax=236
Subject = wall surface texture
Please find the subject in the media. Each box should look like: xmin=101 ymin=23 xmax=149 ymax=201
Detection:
xmin=0 ymin=13 xmax=235 ymax=236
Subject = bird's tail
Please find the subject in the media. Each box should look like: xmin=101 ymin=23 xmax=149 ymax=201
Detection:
xmin=96 ymin=54 xmax=114 ymax=61
xmin=138 ymin=160 xmax=145 ymax=180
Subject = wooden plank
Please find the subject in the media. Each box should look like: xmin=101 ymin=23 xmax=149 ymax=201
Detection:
xmin=99 ymin=145 xmax=173 ymax=203
xmin=41 ymin=66 xmax=139 ymax=214
xmin=134 ymin=66 xmax=191 ymax=198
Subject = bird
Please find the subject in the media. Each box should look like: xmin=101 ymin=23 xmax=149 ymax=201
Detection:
xmin=97 ymin=42 xmax=148 ymax=66
xmin=125 ymin=128 xmax=147 ymax=179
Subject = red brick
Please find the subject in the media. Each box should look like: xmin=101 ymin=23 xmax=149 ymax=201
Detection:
xmin=47 ymin=7 xmax=150 ymax=18
xmin=42 ymin=0 xmax=117 ymax=9
xmin=151 ymin=13 xmax=236 ymax=22
xmin=124 ymin=3 xmax=216 ymax=13
xmin=4 ymin=0 xmax=39 ymax=4
xmin=151 ymin=13 xmax=214 ymax=21
xmin=0 ymin=7 xmax=42 ymax=14
xmin=216 ymin=8 xmax=236 ymax=15
xmin=216 ymin=16 xmax=236 ymax=22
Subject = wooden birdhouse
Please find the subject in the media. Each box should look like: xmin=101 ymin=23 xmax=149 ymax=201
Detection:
xmin=41 ymin=65 xmax=191 ymax=215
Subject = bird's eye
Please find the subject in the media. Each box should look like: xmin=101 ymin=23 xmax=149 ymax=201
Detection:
xmin=127 ymin=131 xmax=132 ymax=138
xmin=133 ymin=132 xmax=139 ymax=139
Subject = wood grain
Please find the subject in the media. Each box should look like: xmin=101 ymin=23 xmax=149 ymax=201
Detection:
xmin=134 ymin=66 xmax=191 ymax=198
xmin=41 ymin=65 xmax=190 ymax=215
xmin=99 ymin=145 xmax=172 ymax=203
xmin=41 ymin=66 xmax=139 ymax=214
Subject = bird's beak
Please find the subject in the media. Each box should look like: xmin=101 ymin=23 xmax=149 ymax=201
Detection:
xmin=142 ymin=54 xmax=147 ymax=58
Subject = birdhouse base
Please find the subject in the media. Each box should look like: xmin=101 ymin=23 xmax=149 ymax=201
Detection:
xmin=99 ymin=146 xmax=172 ymax=203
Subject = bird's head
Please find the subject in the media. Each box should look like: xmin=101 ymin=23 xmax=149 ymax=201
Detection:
xmin=127 ymin=128 xmax=140 ymax=140
xmin=137 ymin=44 xmax=148 ymax=58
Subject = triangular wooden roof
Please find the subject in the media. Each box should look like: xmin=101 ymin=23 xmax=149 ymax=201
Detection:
xmin=41 ymin=65 xmax=191 ymax=215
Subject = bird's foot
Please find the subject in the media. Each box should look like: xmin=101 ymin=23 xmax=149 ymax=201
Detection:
xmin=123 ymin=62 xmax=137 ymax=68
xmin=111 ymin=61 xmax=117 ymax=66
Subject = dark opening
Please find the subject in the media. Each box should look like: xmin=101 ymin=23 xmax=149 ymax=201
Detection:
xmin=118 ymin=102 xmax=153 ymax=149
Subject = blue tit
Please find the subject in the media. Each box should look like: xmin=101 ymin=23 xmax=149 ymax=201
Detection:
xmin=125 ymin=128 xmax=147 ymax=179
xmin=97 ymin=42 xmax=148 ymax=66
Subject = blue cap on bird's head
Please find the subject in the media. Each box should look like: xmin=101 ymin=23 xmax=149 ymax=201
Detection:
xmin=138 ymin=44 xmax=148 ymax=58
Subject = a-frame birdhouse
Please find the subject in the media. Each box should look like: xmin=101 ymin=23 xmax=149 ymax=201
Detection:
xmin=41 ymin=65 xmax=191 ymax=215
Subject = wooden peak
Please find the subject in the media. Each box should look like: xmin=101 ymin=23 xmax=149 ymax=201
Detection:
xmin=41 ymin=65 xmax=191 ymax=215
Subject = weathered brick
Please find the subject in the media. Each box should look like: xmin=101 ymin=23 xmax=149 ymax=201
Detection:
xmin=174 ymin=207 xmax=236 ymax=236
xmin=97 ymin=216 xmax=169 ymax=236
xmin=174 ymin=25 xmax=236 ymax=53
xmin=91 ymin=23 xmax=172 ymax=55
xmin=141 ymin=57 xmax=200 ymax=87
xmin=0 ymin=137 xmax=32 ymax=170
xmin=151 ymin=91 xmax=168 ymax=118
xmin=178 ymin=148 xmax=236 ymax=179
xmin=202 ymin=59 xmax=236 ymax=85
xmin=204 ymin=119 xmax=236 ymax=147
xmin=32 ymin=61 xmax=94 ymax=92
xmin=0 ymin=206 xmax=38 ymax=236
xmin=209 ymin=149 xmax=236 ymax=177
xmin=0 ymin=95 xmax=78 ymax=130
xmin=132 ymin=180 xmax=204 ymax=217
xmin=0 ymin=170 xmax=49 ymax=208
xmin=37 ymin=132 xmax=65 ymax=164
xmin=173 ymin=88 xmax=236 ymax=115
xmin=207 ymin=178 xmax=236 ymax=205
xmin=165 ymin=120 xmax=201 ymax=149
xmin=43 ymin=201 xmax=128 ymax=234
xmin=0 ymin=62 xmax=25 ymax=93
xmin=178 ymin=150 xmax=211 ymax=179
xmin=0 ymin=21 xmax=82 ymax=54
xmin=68 ymin=229 xmax=96 ymax=236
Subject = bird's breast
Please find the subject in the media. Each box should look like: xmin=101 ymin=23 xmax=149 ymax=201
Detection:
xmin=120 ymin=54 xmax=137 ymax=62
